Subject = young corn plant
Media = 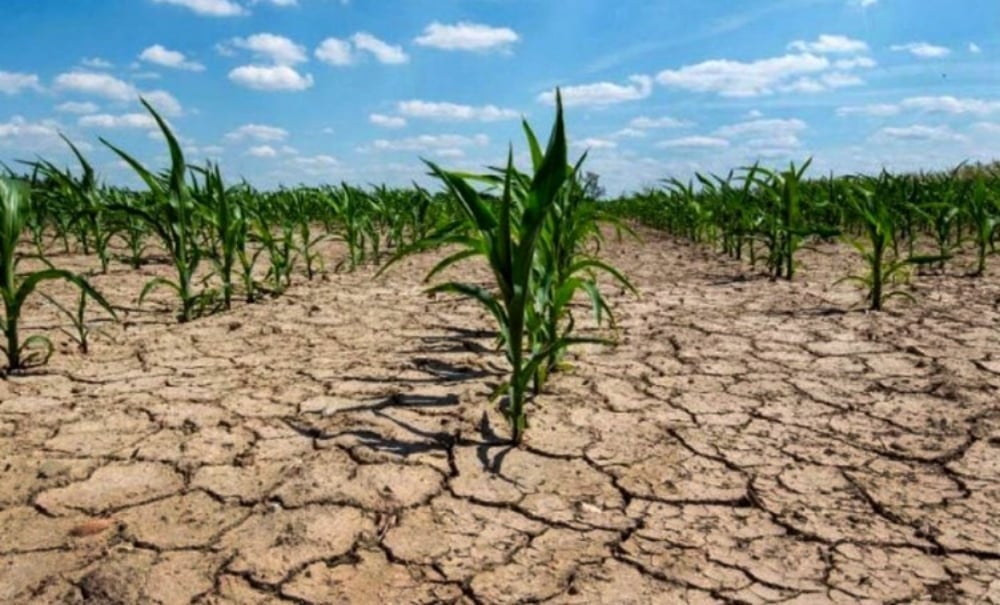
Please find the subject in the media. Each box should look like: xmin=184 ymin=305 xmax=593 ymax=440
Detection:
xmin=108 ymin=189 xmax=153 ymax=269
xmin=753 ymin=159 xmax=834 ymax=280
xmin=327 ymin=185 xmax=372 ymax=272
xmin=917 ymin=169 xmax=964 ymax=271
xmin=290 ymin=190 xmax=327 ymax=280
xmin=1 ymin=177 xmax=115 ymax=372
xmin=962 ymin=173 xmax=998 ymax=276
xmin=41 ymin=290 xmax=107 ymax=354
xmin=837 ymin=175 xmax=943 ymax=311
xmin=517 ymin=139 xmax=636 ymax=392
xmin=103 ymin=98 xmax=206 ymax=322
xmin=32 ymin=136 xmax=116 ymax=272
xmin=387 ymin=92 xmax=610 ymax=444
xmin=249 ymin=202 xmax=297 ymax=296
xmin=192 ymin=163 xmax=246 ymax=309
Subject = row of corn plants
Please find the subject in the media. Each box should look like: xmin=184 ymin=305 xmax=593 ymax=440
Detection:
xmin=609 ymin=161 xmax=1000 ymax=310
xmin=1 ymin=98 xmax=458 ymax=371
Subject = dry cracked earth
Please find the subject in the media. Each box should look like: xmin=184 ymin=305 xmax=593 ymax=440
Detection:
xmin=1 ymin=229 xmax=999 ymax=604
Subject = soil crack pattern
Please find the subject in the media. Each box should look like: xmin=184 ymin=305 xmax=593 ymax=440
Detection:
xmin=2 ymin=233 xmax=999 ymax=604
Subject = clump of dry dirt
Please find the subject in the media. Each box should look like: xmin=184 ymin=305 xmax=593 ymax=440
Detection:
xmin=1 ymin=230 xmax=998 ymax=604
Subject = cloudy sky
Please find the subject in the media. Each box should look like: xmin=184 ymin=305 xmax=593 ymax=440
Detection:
xmin=1 ymin=0 xmax=997 ymax=194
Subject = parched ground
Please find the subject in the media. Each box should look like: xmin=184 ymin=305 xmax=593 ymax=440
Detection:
xmin=1 ymin=229 xmax=999 ymax=604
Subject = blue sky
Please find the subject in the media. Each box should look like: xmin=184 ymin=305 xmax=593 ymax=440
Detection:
xmin=0 ymin=0 xmax=997 ymax=194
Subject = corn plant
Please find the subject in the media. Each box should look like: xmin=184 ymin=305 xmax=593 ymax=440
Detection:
xmin=1 ymin=177 xmax=115 ymax=372
xmin=915 ymin=168 xmax=965 ymax=271
xmin=516 ymin=140 xmax=636 ymax=392
xmin=103 ymin=99 xmax=206 ymax=322
xmin=32 ymin=137 xmax=116 ymax=272
xmin=41 ymin=290 xmax=106 ymax=354
xmin=429 ymin=140 xmax=565 ymax=442
xmin=384 ymin=92 xmax=630 ymax=443
xmin=192 ymin=163 xmax=246 ymax=309
xmin=249 ymin=203 xmax=296 ymax=296
xmin=753 ymin=159 xmax=839 ymax=280
xmin=288 ymin=190 xmax=326 ymax=280
xmin=327 ymin=185 xmax=372 ymax=271
xmin=837 ymin=174 xmax=944 ymax=310
xmin=962 ymin=173 xmax=998 ymax=276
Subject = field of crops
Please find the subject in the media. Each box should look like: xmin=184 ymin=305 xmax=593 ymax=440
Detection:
xmin=1 ymin=98 xmax=999 ymax=603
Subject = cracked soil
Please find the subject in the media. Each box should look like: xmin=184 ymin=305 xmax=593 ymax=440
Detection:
xmin=1 ymin=229 xmax=999 ymax=604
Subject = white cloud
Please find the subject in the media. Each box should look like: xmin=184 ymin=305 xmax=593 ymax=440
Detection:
xmin=291 ymin=154 xmax=340 ymax=175
xmin=142 ymin=90 xmax=183 ymax=116
xmin=246 ymin=144 xmax=278 ymax=157
xmin=779 ymin=78 xmax=826 ymax=94
xmin=152 ymin=0 xmax=247 ymax=17
xmin=369 ymin=113 xmax=407 ymax=128
xmin=714 ymin=118 xmax=807 ymax=139
xmin=834 ymin=56 xmax=877 ymax=70
xmin=434 ymin=148 xmax=465 ymax=158
xmin=53 ymin=71 xmax=181 ymax=118
xmin=252 ymin=0 xmax=298 ymax=6
xmin=139 ymin=45 xmax=205 ymax=71
xmin=900 ymin=96 xmax=1000 ymax=115
xmin=0 ymin=116 xmax=64 ymax=151
xmin=890 ymin=42 xmax=951 ymax=58
xmin=573 ymin=137 xmax=617 ymax=150
xmin=714 ymin=118 xmax=807 ymax=152
xmin=315 ymin=38 xmax=353 ymax=66
xmin=656 ymin=53 xmax=830 ymax=97
xmin=224 ymin=123 xmax=289 ymax=142
xmin=368 ymin=133 xmax=489 ymax=152
xmin=231 ymin=33 xmax=307 ymax=65
xmin=351 ymin=32 xmax=408 ymax=64
xmin=973 ymin=122 xmax=1000 ymax=135
xmin=820 ymin=72 xmax=864 ymax=88
xmin=837 ymin=96 xmax=1000 ymax=118
xmin=969 ymin=43 xmax=982 ymax=54
xmin=611 ymin=128 xmax=647 ymax=139
xmin=656 ymin=136 xmax=730 ymax=149
xmin=56 ymin=101 xmax=100 ymax=114
xmin=0 ymin=71 xmax=42 ymax=95
xmin=873 ymin=124 xmax=966 ymax=143
xmin=414 ymin=22 xmax=519 ymax=52
xmin=397 ymin=100 xmax=518 ymax=122
xmin=836 ymin=103 xmax=900 ymax=117
xmin=228 ymin=64 xmax=313 ymax=91
xmin=81 ymin=57 xmax=114 ymax=69
xmin=54 ymin=71 xmax=137 ymax=101
xmin=629 ymin=116 xmax=690 ymax=129
xmin=788 ymin=34 xmax=868 ymax=54
xmin=538 ymin=75 xmax=652 ymax=107
xmin=79 ymin=113 xmax=158 ymax=129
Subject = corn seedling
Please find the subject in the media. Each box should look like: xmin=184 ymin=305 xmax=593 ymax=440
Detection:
xmin=753 ymin=159 xmax=839 ymax=280
xmin=837 ymin=174 xmax=945 ymax=310
xmin=1 ymin=177 xmax=115 ymax=372
xmin=103 ymin=98 xmax=206 ymax=322
xmin=962 ymin=173 xmax=999 ymax=276
xmin=383 ymin=91 xmax=629 ymax=443
xmin=192 ymin=163 xmax=246 ymax=309
xmin=41 ymin=290 xmax=107 ymax=354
